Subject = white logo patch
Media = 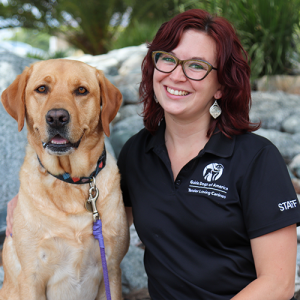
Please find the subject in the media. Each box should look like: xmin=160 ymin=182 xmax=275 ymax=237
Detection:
xmin=203 ymin=163 xmax=224 ymax=182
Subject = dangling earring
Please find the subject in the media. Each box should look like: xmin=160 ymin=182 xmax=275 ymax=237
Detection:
xmin=154 ymin=94 xmax=158 ymax=103
xmin=209 ymin=99 xmax=222 ymax=119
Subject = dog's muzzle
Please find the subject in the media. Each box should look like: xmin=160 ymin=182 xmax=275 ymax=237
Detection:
xmin=43 ymin=109 xmax=81 ymax=155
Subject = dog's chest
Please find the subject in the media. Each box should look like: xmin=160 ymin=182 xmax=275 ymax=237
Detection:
xmin=41 ymin=235 xmax=103 ymax=300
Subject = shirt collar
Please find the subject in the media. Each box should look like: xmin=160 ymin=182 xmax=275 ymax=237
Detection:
xmin=203 ymin=129 xmax=235 ymax=158
xmin=146 ymin=119 xmax=235 ymax=158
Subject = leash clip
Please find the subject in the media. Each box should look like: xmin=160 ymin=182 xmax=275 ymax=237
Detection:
xmin=86 ymin=177 xmax=100 ymax=222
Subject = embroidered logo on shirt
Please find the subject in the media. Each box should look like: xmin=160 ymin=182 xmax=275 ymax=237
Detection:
xmin=278 ymin=199 xmax=298 ymax=211
xmin=187 ymin=163 xmax=228 ymax=199
xmin=203 ymin=163 xmax=224 ymax=182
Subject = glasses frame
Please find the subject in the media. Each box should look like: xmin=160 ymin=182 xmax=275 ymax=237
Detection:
xmin=152 ymin=50 xmax=218 ymax=81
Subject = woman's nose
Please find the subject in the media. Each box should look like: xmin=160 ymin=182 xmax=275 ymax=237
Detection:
xmin=169 ymin=64 xmax=187 ymax=82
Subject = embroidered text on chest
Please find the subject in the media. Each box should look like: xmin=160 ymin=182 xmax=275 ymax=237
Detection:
xmin=188 ymin=180 xmax=228 ymax=199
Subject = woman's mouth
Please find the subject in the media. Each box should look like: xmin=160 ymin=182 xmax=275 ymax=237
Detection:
xmin=166 ymin=86 xmax=189 ymax=96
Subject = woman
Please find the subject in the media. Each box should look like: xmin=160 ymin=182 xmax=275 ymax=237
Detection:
xmin=117 ymin=9 xmax=300 ymax=300
xmin=6 ymin=9 xmax=300 ymax=300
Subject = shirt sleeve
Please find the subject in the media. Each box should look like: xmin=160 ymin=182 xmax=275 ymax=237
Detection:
xmin=240 ymin=144 xmax=300 ymax=239
xmin=117 ymin=138 xmax=132 ymax=207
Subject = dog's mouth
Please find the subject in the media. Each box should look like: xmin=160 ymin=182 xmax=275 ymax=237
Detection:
xmin=42 ymin=135 xmax=81 ymax=155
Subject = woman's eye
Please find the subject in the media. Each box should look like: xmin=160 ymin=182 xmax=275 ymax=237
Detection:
xmin=77 ymin=87 xmax=88 ymax=95
xmin=189 ymin=63 xmax=205 ymax=70
xmin=162 ymin=57 xmax=176 ymax=63
xmin=36 ymin=85 xmax=47 ymax=93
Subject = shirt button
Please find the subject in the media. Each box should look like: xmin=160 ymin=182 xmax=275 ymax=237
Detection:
xmin=175 ymin=179 xmax=181 ymax=187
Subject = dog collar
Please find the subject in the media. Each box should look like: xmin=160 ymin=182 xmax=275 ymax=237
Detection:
xmin=37 ymin=147 xmax=106 ymax=184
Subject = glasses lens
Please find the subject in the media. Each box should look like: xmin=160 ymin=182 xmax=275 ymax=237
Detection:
xmin=184 ymin=60 xmax=210 ymax=80
xmin=154 ymin=52 xmax=177 ymax=73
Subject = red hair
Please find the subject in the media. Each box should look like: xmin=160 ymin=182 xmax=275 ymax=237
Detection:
xmin=140 ymin=9 xmax=260 ymax=136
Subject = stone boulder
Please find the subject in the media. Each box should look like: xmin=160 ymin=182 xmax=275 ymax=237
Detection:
xmin=256 ymin=75 xmax=300 ymax=95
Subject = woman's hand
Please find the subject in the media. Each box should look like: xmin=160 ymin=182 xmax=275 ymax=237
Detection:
xmin=6 ymin=194 xmax=18 ymax=237
xmin=125 ymin=207 xmax=133 ymax=227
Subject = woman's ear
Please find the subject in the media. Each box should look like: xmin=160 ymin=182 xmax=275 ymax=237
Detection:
xmin=214 ymin=86 xmax=223 ymax=100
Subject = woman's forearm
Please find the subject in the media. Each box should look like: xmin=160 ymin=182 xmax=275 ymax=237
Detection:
xmin=231 ymin=275 xmax=295 ymax=300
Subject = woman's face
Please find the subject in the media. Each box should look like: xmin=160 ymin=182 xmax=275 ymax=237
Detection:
xmin=153 ymin=29 xmax=222 ymax=123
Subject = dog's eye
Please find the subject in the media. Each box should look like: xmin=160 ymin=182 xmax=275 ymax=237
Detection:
xmin=36 ymin=86 xmax=47 ymax=93
xmin=77 ymin=87 xmax=88 ymax=95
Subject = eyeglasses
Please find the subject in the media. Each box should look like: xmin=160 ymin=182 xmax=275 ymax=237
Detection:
xmin=152 ymin=51 xmax=218 ymax=81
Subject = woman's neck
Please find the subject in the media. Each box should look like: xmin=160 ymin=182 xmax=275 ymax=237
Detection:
xmin=164 ymin=113 xmax=211 ymax=146
xmin=164 ymin=114 xmax=211 ymax=180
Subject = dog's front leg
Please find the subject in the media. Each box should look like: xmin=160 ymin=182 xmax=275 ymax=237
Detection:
xmin=96 ymin=266 xmax=123 ymax=300
xmin=18 ymin=272 xmax=47 ymax=300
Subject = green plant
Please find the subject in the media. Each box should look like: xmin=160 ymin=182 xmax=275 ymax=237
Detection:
xmin=112 ymin=0 xmax=189 ymax=50
xmin=0 ymin=0 xmax=128 ymax=55
xmin=48 ymin=49 xmax=70 ymax=59
xmin=5 ymin=28 xmax=50 ymax=51
xmin=26 ymin=49 xmax=70 ymax=60
xmin=187 ymin=0 xmax=300 ymax=78
xmin=110 ymin=19 xmax=161 ymax=50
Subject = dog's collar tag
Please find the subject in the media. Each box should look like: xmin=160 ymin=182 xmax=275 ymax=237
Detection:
xmin=85 ymin=177 xmax=100 ymax=222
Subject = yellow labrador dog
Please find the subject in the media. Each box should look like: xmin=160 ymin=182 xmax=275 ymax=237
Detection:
xmin=0 ymin=59 xmax=129 ymax=300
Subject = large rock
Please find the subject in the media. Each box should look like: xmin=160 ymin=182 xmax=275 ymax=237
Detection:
xmin=0 ymin=266 xmax=4 ymax=289
xmin=109 ymin=115 xmax=144 ymax=158
xmin=112 ymin=103 xmax=143 ymax=125
xmin=256 ymin=75 xmax=300 ymax=95
xmin=121 ymin=244 xmax=148 ymax=294
xmin=118 ymin=84 xmax=140 ymax=104
xmin=0 ymin=96 xmax=28 ymax=213
xmin=0 ymin=52 xmax=36 ymax=214
xmin=255 ymin=128 xmax=300 ymax=162
xmin=0 ymin=49 xmax=37 ymax=94
xmin=250 ymin=92 xmax=300 ymax=131
xmin=290 ymin=154 xmax=300 ymax=178
xmin=282 ymin=115 xmax=300 ymax=134
xmin=118 ymin=53 xmax=145 ymax=76
xmin=68 ymin=44 xmax=147 ymax=77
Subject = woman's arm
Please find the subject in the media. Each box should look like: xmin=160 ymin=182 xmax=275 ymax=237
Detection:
xmin=231 ymin=224 xmax=297 ymax=300
xmin=6 ymin=194 xmax=18 ymax=237
xmin=125 ymin=207 xmax=133 ymax=227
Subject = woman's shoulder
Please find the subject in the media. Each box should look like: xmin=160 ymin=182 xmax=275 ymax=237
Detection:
xmin=118 ymin=127 xmax=151 ymax=159
xmin=233 ymin=131 xmax=282 ymax=162
xmin=235 ymin=131 xmax=275 ymax=149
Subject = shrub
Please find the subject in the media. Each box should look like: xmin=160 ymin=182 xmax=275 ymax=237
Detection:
xmin=187 ymin=0 xmax=300 ymax=78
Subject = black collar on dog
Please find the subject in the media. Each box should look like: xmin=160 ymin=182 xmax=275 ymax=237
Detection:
xmin=37 ymin=147 xmax=106 ymax=184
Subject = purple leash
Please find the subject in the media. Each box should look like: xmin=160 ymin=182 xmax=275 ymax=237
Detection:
xmin=93 ymin=219 xmax=112 ymax=300
xmin=86 ymin=177 xmax=111 ymax=300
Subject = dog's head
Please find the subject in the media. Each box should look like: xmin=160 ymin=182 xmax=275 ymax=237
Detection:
xmin=1 ymin=59 xmax=122 ymax=156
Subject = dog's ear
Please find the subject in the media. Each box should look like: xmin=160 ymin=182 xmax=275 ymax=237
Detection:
xmin=97 ymin=70 xmax=123 ymax=137
xmin=1 ymin=66 xmax=31 ymax=132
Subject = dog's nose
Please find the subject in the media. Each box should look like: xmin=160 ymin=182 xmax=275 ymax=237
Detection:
xmin=46 ymin=109 xmax=70 ymax=129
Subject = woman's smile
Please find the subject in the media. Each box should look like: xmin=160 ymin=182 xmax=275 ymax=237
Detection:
xmin=166 ymin=86 xmax=190 ymax=96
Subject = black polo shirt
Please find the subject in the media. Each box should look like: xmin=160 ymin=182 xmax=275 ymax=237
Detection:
xmin=117 ymin=120 xmax=300 ymax=300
